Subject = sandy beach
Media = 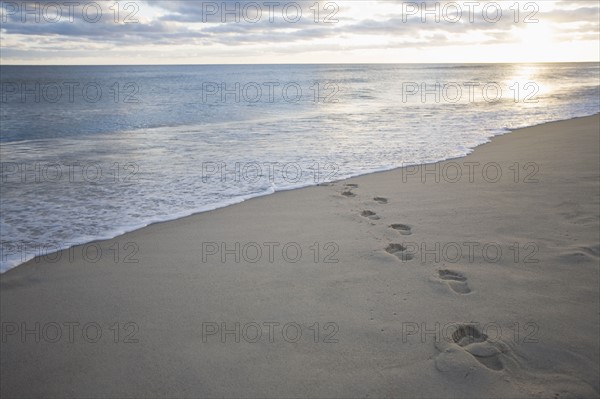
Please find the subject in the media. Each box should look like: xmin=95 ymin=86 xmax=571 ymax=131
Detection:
xmin=1 ymin=115 xmax=598 ymax=398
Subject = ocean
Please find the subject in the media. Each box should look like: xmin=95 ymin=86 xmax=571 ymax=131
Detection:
xmin=1 ymin=63 xmax=599 ymax=271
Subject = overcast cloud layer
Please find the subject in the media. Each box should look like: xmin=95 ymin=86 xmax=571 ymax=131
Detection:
xmin=0 ymin=0 xmax=598 ymax=64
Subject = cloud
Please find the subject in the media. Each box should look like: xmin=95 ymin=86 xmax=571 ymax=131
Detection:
xmin=0 ymin=0 xmax=598 ymax=63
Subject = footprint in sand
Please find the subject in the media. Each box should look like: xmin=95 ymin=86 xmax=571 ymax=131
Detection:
xmin=385 ymin=243 xmax=413 ymax=261
xmin=361 ymin=210 xmax=380 ymax=220
xmin=436 ymin=324 xmax=506 ymax=371
xmin=373 ymin=197 xmax=388 ymax=204
xmin=390 ymin=223 xmax=412 ymax=235
xmin=438 ymin=269 xmax=471 ymax=294
xmin=341 ymin=184 xmax=360 ymax=197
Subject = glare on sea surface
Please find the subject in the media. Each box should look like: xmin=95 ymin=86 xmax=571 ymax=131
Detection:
xmin=506 ymin=64 xmax=552 ymax=105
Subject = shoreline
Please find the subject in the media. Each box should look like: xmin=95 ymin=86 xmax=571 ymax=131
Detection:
xmin=1 ymin=114 xmax=598 ymax=397
xmin=2 ymin=112 xmax=598 ymax=274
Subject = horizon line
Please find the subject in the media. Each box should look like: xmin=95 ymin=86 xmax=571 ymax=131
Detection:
xmin=2 ymin=61 xmax=599 ymax=67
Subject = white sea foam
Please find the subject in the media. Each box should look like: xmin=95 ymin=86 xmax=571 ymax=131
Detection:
xmin=1 ymin=63 xmax=599 ymax=272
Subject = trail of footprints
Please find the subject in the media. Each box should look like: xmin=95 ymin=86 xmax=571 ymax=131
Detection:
xmin=339 ymin=183 xmax=503 ymax=372
xmin=343 ymin=183 xmax=472 ymax=294
xmin=342 ymin=183 xmax=415 ymax=261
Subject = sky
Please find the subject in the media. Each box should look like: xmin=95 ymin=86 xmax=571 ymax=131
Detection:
xmin=0 ymin=0 xmax=598 ymax=64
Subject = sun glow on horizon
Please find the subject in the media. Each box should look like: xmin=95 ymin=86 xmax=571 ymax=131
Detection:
xmin=0 ymin=0 xmax=598 ymax=65
xmin=515 ymin=22 xmax=558 ymax=59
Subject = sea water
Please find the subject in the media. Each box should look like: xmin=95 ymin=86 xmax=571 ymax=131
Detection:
xmin=1 ymin=63 xmax=598 ymax=271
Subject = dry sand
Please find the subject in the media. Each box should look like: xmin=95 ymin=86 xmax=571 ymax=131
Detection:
xmin=1 ymin=115 xmax=599 ymax=398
